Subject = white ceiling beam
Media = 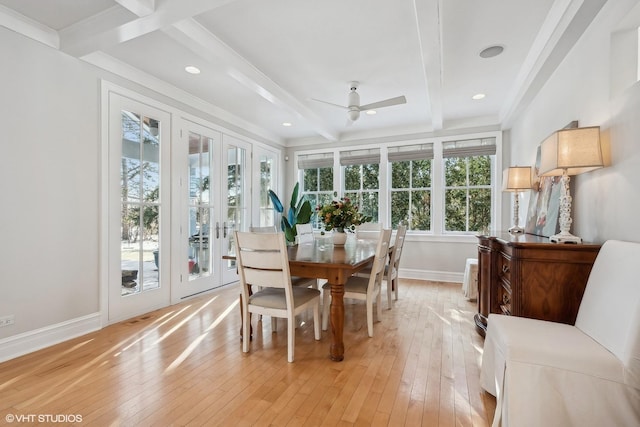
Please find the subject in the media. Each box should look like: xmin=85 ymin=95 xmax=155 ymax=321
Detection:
xmin=413 ymin=0 xmax=444 ymax=131
xmin=59 ymin=0 xmax=238 ymax=57
xmin=500 ymin=0 xmax=608 ymax=127
xmin=114 ymin=0 xmax=156 ymax=17
xmin=0 ymin=4 xmax=59 ymax=49
xmin=165 ymin=19 xmax=339 ymax=141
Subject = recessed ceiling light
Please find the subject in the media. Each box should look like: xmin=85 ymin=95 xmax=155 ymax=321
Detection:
xmin=472 ymin=93 xmax=486 ymax=100
xmin=282 ymin=122 xmax=292 ymax=127
xmin=479 ymin=45 xmax=504 ymax=58
xmin=185 ymin=66 xmax=201 ymax=74
xmin=366 ymin=110 xmax=377 ymax=115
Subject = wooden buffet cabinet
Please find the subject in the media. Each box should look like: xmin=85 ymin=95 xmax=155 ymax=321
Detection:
xmin=474 ymin=233 xmax=601 ymax=336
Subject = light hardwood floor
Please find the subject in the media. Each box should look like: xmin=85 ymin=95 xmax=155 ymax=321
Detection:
xmin=0 ymin=279 xmax=495 ymax=426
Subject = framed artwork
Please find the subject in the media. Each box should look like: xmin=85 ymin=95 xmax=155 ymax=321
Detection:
xmin=525 ymin=146 xmax=561 ymax=237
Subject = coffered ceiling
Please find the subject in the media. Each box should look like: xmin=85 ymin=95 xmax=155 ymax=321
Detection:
xmin=0 ymin=0 xmax=607 ymax=145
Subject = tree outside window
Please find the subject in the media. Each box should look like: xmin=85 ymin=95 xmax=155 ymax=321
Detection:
xmin=391 ymin=159 xmax=431 ymax=230
xmin=444 ymin=155 xmax=492 ymax=232
xmin=298 ymin=152 xmax=335 ymax=228
xmin=302 ymin=167 xmax=334 ymax=228
xmin=341 ymin=148 xmax=380 ymax=223
xmin=344 ymin=163 xmax=379 ymax=222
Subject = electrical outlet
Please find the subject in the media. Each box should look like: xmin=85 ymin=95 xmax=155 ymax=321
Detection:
xmin=0 ymin=315 xmax=15 ymax=327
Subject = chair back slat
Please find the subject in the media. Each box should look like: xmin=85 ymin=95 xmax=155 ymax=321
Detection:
xmin=242 ymin=268 xmax=287 ymax=289
xmin=239 ymin=249 xmax=284 ymax=270
xmin=249 ymin=226 xmax=278 ymax=233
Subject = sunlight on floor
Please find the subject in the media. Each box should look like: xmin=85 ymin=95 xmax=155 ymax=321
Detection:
xmin=145 ymin=296 xmax=218 ymax=350
xmin=164 ymin=298 xmax=238 ymax=374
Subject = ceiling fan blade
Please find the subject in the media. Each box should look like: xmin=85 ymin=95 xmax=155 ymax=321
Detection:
xmin=311 ymin=98 xmax=348 ymax=110
xmin=359 ymin=95 xmax=407 ymax=111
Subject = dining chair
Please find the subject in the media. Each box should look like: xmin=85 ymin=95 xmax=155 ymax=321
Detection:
xmin=235 ymin=231 xmax=321 ymax=362
xmin=322 ymin=228 xmax=392 ymax=337
xmin=356 ymin=224 xmax=407 ymax=308
xmin=249 ymin=225 xmax=315 ymax=288
xmin=355 ymin=222 xmax=383 ymax=240
xmin=480 ymin=240 xmax=640 ymax=426
xmin=295 ymin=223 xmax=314 ymax=244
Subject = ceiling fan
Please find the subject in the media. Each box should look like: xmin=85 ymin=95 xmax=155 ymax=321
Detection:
xmin=312 ymin=81 xmax=407 ymax=122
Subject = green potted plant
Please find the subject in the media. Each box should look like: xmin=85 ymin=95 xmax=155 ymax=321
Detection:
xmin=268 ymin=183 xmax=312 ymax=243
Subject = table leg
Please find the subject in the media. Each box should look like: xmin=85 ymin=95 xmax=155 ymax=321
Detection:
xmin=329 ymin=282 xmax=345 ymax=361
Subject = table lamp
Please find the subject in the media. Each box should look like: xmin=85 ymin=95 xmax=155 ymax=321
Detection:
xmin=503 ymin=166 xmax=532 ymax=235
xmin=539 ymin=126 xmax=603 ymax=243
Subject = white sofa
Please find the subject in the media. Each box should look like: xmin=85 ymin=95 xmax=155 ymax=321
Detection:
xmin=480 ymin=240 xmax=640 ymax=427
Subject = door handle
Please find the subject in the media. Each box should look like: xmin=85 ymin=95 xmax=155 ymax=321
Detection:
xmin=215 ymin=222 xmax=220 ymax=239
xmin=223 ymin=222 xmax=228 ymax=238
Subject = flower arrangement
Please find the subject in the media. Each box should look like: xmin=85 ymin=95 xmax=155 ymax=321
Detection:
xmin=316 ymin=195 xmax=371 ymax=232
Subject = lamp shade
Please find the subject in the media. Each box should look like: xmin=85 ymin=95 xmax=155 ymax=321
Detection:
xmin=539 ymin=126 xmax=603 ymax=176
xmin=503 ymin=166 xmax=532 ymax=191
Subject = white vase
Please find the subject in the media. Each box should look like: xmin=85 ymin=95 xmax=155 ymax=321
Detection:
xmin=332 ymin=230 xmax=347 ymax=246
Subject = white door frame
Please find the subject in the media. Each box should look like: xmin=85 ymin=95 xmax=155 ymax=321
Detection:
xmin=103 ymin=90 xmax=172 ymax=324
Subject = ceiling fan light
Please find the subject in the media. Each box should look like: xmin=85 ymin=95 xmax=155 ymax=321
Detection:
xmin=348 ymin=109 xmax=360 ymax=121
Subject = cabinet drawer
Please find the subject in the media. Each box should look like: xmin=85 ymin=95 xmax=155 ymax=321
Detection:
xmin=498 ymin=253 xmax=512 ymax=282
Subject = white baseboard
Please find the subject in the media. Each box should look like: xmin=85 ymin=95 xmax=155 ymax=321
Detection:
xmin=0 ymin=313 xmax=102 ymax=363
xmin=399 ymin=268 xmax=463 ymax=284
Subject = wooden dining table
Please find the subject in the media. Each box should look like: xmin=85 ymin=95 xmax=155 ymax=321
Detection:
xmin=287 ymin=237 xmax=378 ymax=361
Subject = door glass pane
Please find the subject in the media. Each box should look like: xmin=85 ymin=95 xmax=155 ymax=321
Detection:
xmin=226 ymin=146 xmax=246 ymax=267
xmin=259 ymin=154 xmax=274 ymax=226
xmin=120 ymin=112 xmax=160 ymax=296
xmin=188 ymin=132 xmax=214 ymax=280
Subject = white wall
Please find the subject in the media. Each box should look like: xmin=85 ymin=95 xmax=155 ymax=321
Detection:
xmin=0 ymin=27 xmax=284 ymax=359
xmin=508 ymin=0 xmax=640 ymax=244
xmin=0 ymin=28 xmax=101 ymax=341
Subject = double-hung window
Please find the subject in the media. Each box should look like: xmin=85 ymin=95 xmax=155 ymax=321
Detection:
xmin=341 ymin=148 xmax=380 ymax=222
xmin=294 ymin=131 xmax=499 ymax=235
xmin=442 ymin=137 xmax=495 ymax=232
xmin=299 ymin=152 xmax=334 ymax=228
xmin=388 ymin=143 xmax=433 ymax=230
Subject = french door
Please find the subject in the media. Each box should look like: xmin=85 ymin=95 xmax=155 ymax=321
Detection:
xmin=105 ymin=88 xmax=266 ymax=320
xmin=220 ymin=134 xmax=250 ymax=285
xmin=175 ymin=122 xmax=249 ymax=299
xmin=107 ymin=94 xmax=172 ymax=323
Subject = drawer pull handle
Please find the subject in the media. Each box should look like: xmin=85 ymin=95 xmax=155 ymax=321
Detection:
xmin=502 ymin=265 xmax=510 ymax=274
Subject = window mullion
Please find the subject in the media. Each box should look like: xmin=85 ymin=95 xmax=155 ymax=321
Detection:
xmin=432 ymin=140 xmax=444 ymax=234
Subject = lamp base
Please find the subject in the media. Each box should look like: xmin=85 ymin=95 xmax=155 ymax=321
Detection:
xmin=549 ymin=231 xmax=582 ymax=244
xmin=508 ymin=226 xmax=524 ymax=235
